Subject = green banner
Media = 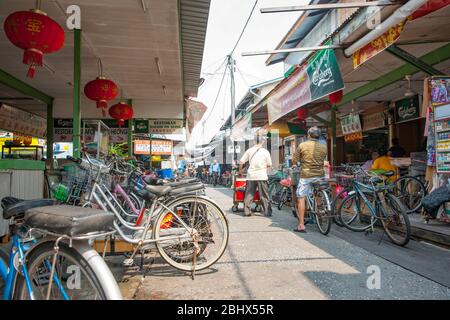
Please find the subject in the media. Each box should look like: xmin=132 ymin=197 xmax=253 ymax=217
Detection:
xmin=267 ymin=49 xmax=345 ymax=124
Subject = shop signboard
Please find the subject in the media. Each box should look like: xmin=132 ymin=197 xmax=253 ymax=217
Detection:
xmin=266 ymin=49 xmax=344 ymax=124
xmin=134 ymin=119 xmax=149 ymax=134
xmin=0 ymin=104 xmax=47 ymax=138
xmin=353 ymin=21 xmax=406 ymax=69
xmin=133 ymin=140 xmax=173 ymax=155
xmin=340 ymin=113 xmax=362 ymax=135
xmin=53 ymin=118 xmax=128 ymax=143
xmin=344 ymin=132 xmax=363 ymax=143
xmin=395 ymin=95 xmax=420 ymax=123
xmin=362 ymin=112 xmax=386 ymax=131
xmin=149 ymin=119 xmax=183 ymax=134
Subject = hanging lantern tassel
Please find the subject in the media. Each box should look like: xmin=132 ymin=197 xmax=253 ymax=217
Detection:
xmin=23 ymin=48 xmax=43 ymax=79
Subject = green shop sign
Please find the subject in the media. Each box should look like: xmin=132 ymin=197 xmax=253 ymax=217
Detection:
xmin=267 ymin=48 xmax=345 ymax=124
xmin=395 ymin=95 xmax=420 ymax=123
xmin=134 ymin=119 xmax=149 ymax=134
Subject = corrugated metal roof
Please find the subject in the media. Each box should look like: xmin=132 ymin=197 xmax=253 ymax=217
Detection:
xmin=180 ymin=0 xmax=211 ymax=98
xmin=266 ymin=0 xmax=337 ymax=66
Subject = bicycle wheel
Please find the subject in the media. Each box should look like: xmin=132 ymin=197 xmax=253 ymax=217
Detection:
xmin=393 ymin=176 xmax=425 ymax=213
xmin=154 ymin=197 xmax=229 ymax=272
xmin=331 ymin=187 xmax=351 ymax=227
xmin=277 ymin=189 xmax=287 ymax=210
xmin=338 ymin=191 xmax=376 ymax=232
xmin=313 ymin=189 xmax=332 ymax=235
xmin=14 ymin=242 xmax=108 ymax=300
xmin=378 ymin=193 xmax=411 ymax=246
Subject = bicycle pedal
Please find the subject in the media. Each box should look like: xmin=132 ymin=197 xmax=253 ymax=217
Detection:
xmin=123 ymin=258 xmax=135 ymax=267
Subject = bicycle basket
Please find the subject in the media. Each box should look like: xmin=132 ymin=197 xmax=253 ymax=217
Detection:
xmin=65 ymin=166 xmax=91 ymax=205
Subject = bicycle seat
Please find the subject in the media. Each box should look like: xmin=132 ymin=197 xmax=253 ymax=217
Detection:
xmin=145 ymin=185 xmax=172 ymax=197
xmin=311 ymin=180 xmax=329 ymax=189
xmin=2 ymin=199 xmax=57 ymax=220
xmin=24 ymin=205 xmax=115 ymax=237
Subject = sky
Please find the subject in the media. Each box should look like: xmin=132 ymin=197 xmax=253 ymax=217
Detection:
xmin=186 ymin=0 xmax=308 ymax=150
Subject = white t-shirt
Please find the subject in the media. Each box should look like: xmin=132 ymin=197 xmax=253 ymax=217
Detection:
xmin=240 ymin=146 xmax=272 ymax=181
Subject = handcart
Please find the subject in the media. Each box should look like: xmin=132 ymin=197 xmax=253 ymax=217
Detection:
xmin=231 ymin=175 xmax=261 ymax=212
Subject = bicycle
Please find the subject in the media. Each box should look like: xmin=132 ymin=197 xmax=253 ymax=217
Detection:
xmin=74 ymin=153 xmax=229 ymax=276
xmin=336 ymin=167 xmax=411 ymax=246
xmin=0 ymin=197 xmax=122 ymax=300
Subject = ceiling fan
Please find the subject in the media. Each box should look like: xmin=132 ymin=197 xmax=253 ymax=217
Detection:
xmin=404 ymin=75 xmax=416 ymax=97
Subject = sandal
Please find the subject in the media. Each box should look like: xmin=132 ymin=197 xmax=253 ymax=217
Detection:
xmin=293 ymin=228 xmax=307 ymax=233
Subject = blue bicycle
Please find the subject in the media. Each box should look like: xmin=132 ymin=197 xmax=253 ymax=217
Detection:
xmin=336 ymin=167 xmax=411 ymax=246
xmin=0 ymin=197 xmax=122 ymax=300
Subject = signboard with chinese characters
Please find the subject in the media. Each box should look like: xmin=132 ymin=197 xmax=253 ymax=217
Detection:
xmin=149 ymin=119 xmax=183 ymax=134
xmin=353 ymin=21 xmax=406 ymax=69
xmin=0 ymin=104 xmax=47 ymax=138
xmin=133 ymin=140 xmax=173 ymax=155
xmin=395 ymin=95 xmax=420 ymax=123
xmin=266 ymin=48 xmax=344 ymax=124
xmin=344 ymin=132 xmax=363 ymax=142
xmin=340 ymin=113 xmax=362 ymax=135
xmin=53 ymin=118 xmax=128 ymax=143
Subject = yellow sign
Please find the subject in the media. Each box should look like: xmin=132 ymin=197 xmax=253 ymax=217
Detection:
xmin=353 ymin=20 xmax=406 ymax=69
xmin=344 ymin=131 xmax=363 ymax=142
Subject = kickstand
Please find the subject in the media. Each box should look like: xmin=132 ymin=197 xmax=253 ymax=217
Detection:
xmin=191 ymin=242 xmax=200 ymax=280
xmin=140 ymin=250 xmax=146 ymax=278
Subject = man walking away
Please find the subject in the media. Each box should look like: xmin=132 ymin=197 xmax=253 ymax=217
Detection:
xmin=239 ymin=135 xmax=272 ymax=217
xmin=292 ymin=127 xmax=327 ymax=233
xmin=211 ymin=159 xmax=221 ymax=186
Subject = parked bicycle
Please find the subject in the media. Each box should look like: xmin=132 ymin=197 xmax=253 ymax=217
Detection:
xmin=335 ymin=166 xmax=411 ymax=246
xmin=0 ymin=197 xmax=122 ymax=300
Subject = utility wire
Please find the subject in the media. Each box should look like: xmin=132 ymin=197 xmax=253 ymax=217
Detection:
xmin=230 ymin=0 xmax=258 ymax=56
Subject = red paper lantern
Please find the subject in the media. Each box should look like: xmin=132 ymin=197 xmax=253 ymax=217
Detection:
xmin=84 ymin=77 xmax=119 ymax=116
xmin=3 ymin=10 xmax=65 ymax=78
xmin=296 ymin=108 xmax=309 ymax=120
xmin=109 ymin=102 xmax=133 ymax=127
xmin=329 ymin=90 xmax=343 ymax=104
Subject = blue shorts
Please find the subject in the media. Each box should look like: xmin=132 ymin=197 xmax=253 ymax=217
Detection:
xmin=296 ymin=177 xmax=323 ymax=198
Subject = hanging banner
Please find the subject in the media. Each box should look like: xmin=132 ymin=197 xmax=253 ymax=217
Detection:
xmin=0 ymin=104 xmax=47 ymax=138
xmin=411 ymin=0 xmax=449 ymax=20
xmin=266 ymin=49 xmax=344 ymax=124
xmin=185 ymin=99 xmax=207 ymax=134
xmin=352 ymin=20 xmax=406 ymax=69
xmin=53 ymin=118 xmax=128 ymax=143
xmin=149 ymin=119 xmax=183 ymax=134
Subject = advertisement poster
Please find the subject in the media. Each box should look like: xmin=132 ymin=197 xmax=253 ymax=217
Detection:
xmin=266 ymin=49 xmax=344 ymax=124
xmin=430 ymin=77 xmax=450 ymax=120
xmin=395 ymin=95 xmax=420 ymax=123
xmin=0 ymin=104 xmax=47 ymax=138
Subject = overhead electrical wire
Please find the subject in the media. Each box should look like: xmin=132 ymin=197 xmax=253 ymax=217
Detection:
xmin=230 ymin=0 xmax=259 ymax=56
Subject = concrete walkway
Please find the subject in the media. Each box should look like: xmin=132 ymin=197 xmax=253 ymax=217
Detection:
xmin=112 ymin=187 xmax=450 ymax=300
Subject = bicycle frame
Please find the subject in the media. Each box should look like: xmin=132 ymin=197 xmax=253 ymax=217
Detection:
xmin=0 ymin=234 xmax=71 ymax=300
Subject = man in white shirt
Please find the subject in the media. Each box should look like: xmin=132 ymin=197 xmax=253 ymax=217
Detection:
xmin=239 ymin=135 xmax=273 ymax=217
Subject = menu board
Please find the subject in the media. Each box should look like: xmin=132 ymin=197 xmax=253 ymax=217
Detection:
xmin=134 ymin=140 xmax=173 ymax=155
xmin=341 ymin=113 xmax=362 ymax=135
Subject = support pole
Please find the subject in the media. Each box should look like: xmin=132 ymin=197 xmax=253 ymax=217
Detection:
xmin=46 ymin=101 xmax=54 ymax=162
xmin=127 ymin=99 xmax=133 ymax=159
xmin=72 ymin=28 xmax=82 ymax=158
xmin=228 ymin=55 xmax=237 ymax=161
xmin=331 ymin=105 xmax=337 ymax=167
